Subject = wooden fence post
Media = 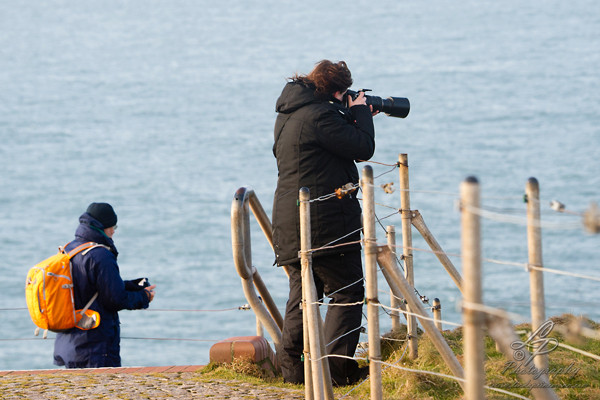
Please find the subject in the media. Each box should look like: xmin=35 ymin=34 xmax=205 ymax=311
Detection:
xmin=399 ymin=153 xmax=418 ymax=359
xmin=411 ymin=211 xmax=463 ymax=293
xmin=377 ymin=246 xmax=465 ymax=389
xmin=486 ymin=315 xmax=559 ymax=400
xmin=362 ymin=166 xmax=383 ymax=400
xmin=460 ymin=177 xmax=485 ymax=400
xmin=302 ymin=283 xmax=314 ymax=400
xmin=299 ymin=187 xmax=330 ymax=400
xmin=526 ymin=177 xmax=549 ymax=372
xmin=432 ymin=298 xmax=442 ymax=332
xmin=386 ymin=225 xmax=404 ymax=332
xmin=316 ymin=313 xmax=334 ymax=400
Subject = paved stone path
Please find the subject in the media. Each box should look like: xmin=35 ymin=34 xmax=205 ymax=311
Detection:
xmin=0 ymin=366 xmax=306 ymax=399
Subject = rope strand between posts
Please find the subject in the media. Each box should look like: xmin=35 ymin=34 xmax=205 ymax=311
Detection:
xmin=315 ymin=354 xmax=530 ymax=400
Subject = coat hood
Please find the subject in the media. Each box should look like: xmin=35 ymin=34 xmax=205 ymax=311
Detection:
xmin=275 ymin=81 xmax=320 ymax=114
xmin=75 ymin=212 xmax=118 ymax=257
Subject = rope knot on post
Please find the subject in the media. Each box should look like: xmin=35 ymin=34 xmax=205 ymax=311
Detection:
xmin=399 ymin=209 xmax=415 ymax=219
xmin=335 ymin=182 xmax=358 ymax=199
xmin=297 ymin=250 xmax=313 ymax=259
xmin=365 ymin=297 xmax=380 ymax=305
xmin=363 ymin=237 xmax=378 ymax=255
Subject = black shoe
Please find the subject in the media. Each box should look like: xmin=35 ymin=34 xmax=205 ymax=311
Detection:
xmin=283 ymin=377 xmax=304 ymax=385
xmin=348 ymin=366 xmax=369 ymax=384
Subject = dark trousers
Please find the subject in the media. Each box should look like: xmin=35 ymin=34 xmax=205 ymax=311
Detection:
xmin=278 ymin=251 xmax=364 ymax=386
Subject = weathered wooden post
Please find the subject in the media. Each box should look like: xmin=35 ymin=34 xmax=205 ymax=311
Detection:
xmin=432 ymin=298 xmax=442 ymax=332
xmin=386 ymin=225 xmax=404 ymax=332
xmin=302 ymin=283 xmax=314 ymax=400
xmin=399 ymin=153 xmax=418 ymax=359
xmin=299 ymin=187 xmax=328 ymax=400
xmin=316 ymin=312 xmax=334 ymax=400
xmin=526 ymin=177 xmax=549 ymax=372
xmin=486 ymin=315 xmax=559 ymax=400
xmin=411 ymin=211 xmax=463 ymax=293
xmin=460 ymin=177 xmax=485 ymax=400
xmin=363 ymin=166 xmax=383 ymax=400
xmin=377 ymin=246 xmax=465 ymax=389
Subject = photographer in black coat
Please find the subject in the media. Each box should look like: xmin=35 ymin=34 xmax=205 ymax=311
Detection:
xmin=272 ymin=60 xmax=376 ymax=385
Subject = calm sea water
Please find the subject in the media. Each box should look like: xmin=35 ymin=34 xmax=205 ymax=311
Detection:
xmin=1 ymin=0 xmax=598 ymax=370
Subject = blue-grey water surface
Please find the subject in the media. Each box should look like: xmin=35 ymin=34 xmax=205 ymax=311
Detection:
xmin=1 ymin=0 xmax=598 ymax=370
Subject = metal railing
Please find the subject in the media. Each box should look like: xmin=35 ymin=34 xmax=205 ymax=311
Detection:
xmin=230 ymin=187 xmax=285 ymax=349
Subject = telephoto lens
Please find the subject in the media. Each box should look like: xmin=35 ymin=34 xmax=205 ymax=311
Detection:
xmin=346 ymin=89 xmax=410 ymax=118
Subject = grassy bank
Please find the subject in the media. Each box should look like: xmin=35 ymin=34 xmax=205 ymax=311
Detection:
xmin=204 ymin=314 xmax=599 ymax=399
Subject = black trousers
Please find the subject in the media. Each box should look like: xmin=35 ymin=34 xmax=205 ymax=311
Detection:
xmin=278 ymin=251 xmax=364 ymax=386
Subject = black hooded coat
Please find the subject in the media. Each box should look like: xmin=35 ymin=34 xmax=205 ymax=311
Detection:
xmin=272 ymin=81 xmax=375 ymax=266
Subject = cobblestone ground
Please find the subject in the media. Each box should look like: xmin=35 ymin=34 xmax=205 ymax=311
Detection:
xmin=0 ymin=371 xmax=305 ymax=400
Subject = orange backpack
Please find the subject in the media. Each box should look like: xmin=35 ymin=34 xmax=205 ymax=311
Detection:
xmin=25 ymin=242 xmax=105 ymax=335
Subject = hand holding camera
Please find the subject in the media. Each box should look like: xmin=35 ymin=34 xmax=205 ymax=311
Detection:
xmin=127 ymin=277 xmax=156 ymax=302
xmin=345 ymin=89 xmax=410 ymax=118
xmin=145 ymin=285 xmax=156 ymax=303
xmin=135 ymin=278 xmax=156 ymax=303
xmin=347 ymin=90 xmax=368 ymax=108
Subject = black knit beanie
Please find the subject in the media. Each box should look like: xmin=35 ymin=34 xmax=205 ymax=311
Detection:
xmin=86 ymin=202 xmax=118 ymax=229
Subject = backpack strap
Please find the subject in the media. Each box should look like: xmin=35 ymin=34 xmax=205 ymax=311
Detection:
xmin=81 ymin=244 xmax=111 ymax=256
xmin=79 ymin=292 xmax=99 ymax=316
xmin=66 ymin=242 xmax=110 ymax=315
xmin=66 ymin=242 xmax=102 ymax=258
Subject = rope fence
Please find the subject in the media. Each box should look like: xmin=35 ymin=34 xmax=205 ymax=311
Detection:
xmin=312 ymin=354 xmax=530 ymax=400
xmin=284 ymin=158 xmax=598 ymax=399
xmin=286 ymin=160 xmax=598 ymax=399
xmin=6 ymin=156 xmax=597 ymax=400
xmin=300 ymin=161 xmax=599 ymax=285
xmin=0 ymin=304 xmax=255 ymax=343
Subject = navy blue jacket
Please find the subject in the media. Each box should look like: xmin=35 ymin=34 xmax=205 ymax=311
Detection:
xmin=53 ymin=213 xmax=149 ymax=368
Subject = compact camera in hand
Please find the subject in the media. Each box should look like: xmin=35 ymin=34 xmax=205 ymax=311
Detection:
xmin=126 ymin=277 xmax=151 ymax=291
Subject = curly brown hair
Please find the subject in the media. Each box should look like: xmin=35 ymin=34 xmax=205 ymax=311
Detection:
xmin=292 ymin=60 xmax=353 ymax=100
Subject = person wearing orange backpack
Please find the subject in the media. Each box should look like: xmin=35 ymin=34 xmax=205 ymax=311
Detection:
xmin=53 ymin=202 xmax=156 ymax=368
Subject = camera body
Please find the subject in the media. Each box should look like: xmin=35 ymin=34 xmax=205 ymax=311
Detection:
xmin=133 ymin=277 xmax=151 ymax=288
xmin=345 ymin=89 xmax=410 ymax=118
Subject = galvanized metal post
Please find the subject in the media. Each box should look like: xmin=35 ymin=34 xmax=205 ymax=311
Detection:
xmin=460 ymin=177 xmax=485 ymax=400
xmin=231 ymin=188 xmax=282 ymax=347
xmin=526 ymin=177 xmax=549 ymax=372
xmin=299 ymin=187 xmax=327 ymax=400
xmin=362 ymin=166 xmax=383 ymax=400
xmin=256 ymin=297 xmax=264 ymax=337
xmin=256 ymin=318 xmax=264 ymax=336
xmin=399 ymin=153 xmax=418 ymax=358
